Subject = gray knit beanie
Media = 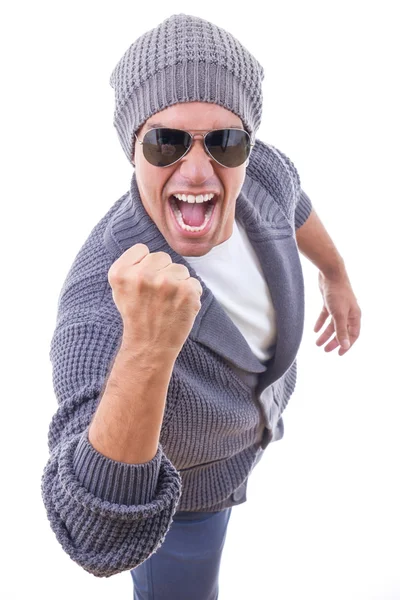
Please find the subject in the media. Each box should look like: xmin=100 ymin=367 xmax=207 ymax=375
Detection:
xmin=109 ymin=13 xmax=265 ymax=164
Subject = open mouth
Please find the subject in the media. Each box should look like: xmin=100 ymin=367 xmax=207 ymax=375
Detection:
xmin=168 ymin=195 xmax=218 ymax=234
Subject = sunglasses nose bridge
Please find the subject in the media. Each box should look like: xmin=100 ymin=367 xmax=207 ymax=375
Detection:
xmin=189 ymin=132 xmax=207 ymax=149
xmin=185 ymin=132 xmax=211 ymax=159
xmin=177 ymin=133 xmax=216 ymax=178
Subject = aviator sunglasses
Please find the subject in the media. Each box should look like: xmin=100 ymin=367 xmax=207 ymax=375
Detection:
xmin=134 ymin=127 xmax=254 ymax=168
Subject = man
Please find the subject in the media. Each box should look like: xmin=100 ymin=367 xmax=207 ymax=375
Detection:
xmin=41 ymin=13 xmax=361 ymax=599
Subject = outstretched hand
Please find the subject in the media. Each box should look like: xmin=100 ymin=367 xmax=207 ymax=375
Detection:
xmin=314 ymin=270 xmax=361 ymax=356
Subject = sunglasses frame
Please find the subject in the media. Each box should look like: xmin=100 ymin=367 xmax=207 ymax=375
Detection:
xmin=133 ymin=127 xmax=254 ymax=168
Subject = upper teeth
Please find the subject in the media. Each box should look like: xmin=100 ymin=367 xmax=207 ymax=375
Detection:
xmin=173 ymin=193 xmax=215 ymax=203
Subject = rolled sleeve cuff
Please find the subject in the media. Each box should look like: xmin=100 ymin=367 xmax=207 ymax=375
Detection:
xmin=73 ymin=426 xmax=163 ymax=506
xmin=295 ymin=189 xmax=313 ymax=229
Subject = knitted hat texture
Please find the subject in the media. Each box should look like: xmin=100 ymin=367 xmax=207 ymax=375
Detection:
xmin=109 ymin=13 xmax=265 ymax=164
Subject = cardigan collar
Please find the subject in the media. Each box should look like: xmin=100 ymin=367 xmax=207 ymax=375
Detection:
xmin=104 ymin=139 xmax=305 ymax=390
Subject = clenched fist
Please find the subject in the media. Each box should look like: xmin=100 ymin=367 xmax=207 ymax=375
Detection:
xmin=108 ymin=243 xmax=203 ymax=357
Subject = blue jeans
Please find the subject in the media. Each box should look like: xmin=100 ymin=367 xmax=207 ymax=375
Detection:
xmin=130 ymin=507 xmax=233 ymax=600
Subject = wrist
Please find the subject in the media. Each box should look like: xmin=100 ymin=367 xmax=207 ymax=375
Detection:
xmin=120 ymin=332 xmax=179 ymax=366
xmin=320 ymin=258 xmax=347 ymax=282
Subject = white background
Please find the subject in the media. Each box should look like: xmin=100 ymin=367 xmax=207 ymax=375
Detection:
xmin=1 ymin=1 xmax=399 ymax=598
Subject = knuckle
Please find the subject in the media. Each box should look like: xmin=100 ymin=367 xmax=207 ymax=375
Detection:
xmin=184 ymin=277 xmax=202 ymax=298
xmin=154 ymin=273 xmax=172 ymax=290
xmin=178 ymin=264 xmax=190 ymax=277
xmin=108 ymin=265 xmax=124 ymax=286
xmin=134 ymin=269 xmax=152 ymax=288
xmin=157 ymin=251 xmax=173 ymax=263
xmin=134 ymin=243 xmax=149 ymax=252
xmin=127 ymin=243 xmax=149 ymax=262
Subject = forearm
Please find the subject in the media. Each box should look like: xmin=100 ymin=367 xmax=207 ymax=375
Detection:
xmin=88 ymin=337 xmax=177 ymax=464
xmin=295 ymin=208 xmax=346 ymax=279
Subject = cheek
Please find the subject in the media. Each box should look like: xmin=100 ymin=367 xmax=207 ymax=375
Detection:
xmin=225 ymin=168 xmax=246 ymax=196
xmin=136 ymin=169 xmax=170 ymax=215
xmin=238 ymin=165 xmax=247 ymax=184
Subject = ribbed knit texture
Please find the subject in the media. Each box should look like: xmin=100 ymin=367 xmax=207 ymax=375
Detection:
xmin=41 ymin=138 xmax=312 ymax=578
xmin=109 ymin=13 xmax=265 ymax=163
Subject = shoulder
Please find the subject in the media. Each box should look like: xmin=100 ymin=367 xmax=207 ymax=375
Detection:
xmin=54 ymin=191 xmax=129 ymax=329
xmin=246 ymin=138 xmax=302 ymax=227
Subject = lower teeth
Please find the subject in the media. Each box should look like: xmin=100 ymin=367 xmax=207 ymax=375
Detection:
xmin=171 ymin=199 xmax=214 ymax=232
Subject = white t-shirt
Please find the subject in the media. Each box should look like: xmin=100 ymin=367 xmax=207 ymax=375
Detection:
xmin=183 ymin=218 xmax=277 ymax=362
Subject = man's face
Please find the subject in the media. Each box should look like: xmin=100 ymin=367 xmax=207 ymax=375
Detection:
xmin=133 ymin=102 xmax=248 ymax=257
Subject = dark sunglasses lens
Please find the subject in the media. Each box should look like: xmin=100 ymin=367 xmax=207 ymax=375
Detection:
xmin=205 ymin=129 xmax=251 ymax=167
xmin=142 ymin=128 xmax=191 ymax=166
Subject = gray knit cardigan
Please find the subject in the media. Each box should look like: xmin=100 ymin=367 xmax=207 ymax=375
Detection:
xmin=41 ymin=138 xmax=312 ymax=577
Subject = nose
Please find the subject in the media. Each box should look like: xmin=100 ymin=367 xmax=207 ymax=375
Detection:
xmin=177 ymin=134 xmax=215 ymax=181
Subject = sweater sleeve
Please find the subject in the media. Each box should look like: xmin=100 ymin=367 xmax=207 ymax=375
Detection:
xmin=267 ymin=143 xmax=313 ymax=231
xmin=41 ymin=320 xmax=182 ymax=578
xmin=295 ymin=188 xmax=313 ymax=230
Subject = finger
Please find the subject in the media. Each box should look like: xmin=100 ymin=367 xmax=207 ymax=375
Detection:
xmin=348 ymin=323 xmax=360 ymax=338
xmin=325 ymin=328 xmax=353 ymax=355
xmin=109 ymin=243 xmax=150 ymax=281
xmin=337 ymin=322 xmax=359 ymax=356
xmin=119 ymin=243 xmax=150 ymax=268
xmin=324 ymin=336 xmax=341 ymax=352
xmin=347 ymin=312 xmax=361 ymax=339
xmin=315 ymin=320 xmax=336 ymax=346
xmin=332 ymin=312 xmax=351 ymax=350
xmin=141 ymin=251 xmax=173 ymax=270
xmin=185 ymin=276 xmax=203 ymax=297
xmin=314 ymin=306 xmax=330 ymax=332
xmin=338 ymin=344 xmax=351 ymax=356
xmin=159 ymin=262 xmax=191 ymax=280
